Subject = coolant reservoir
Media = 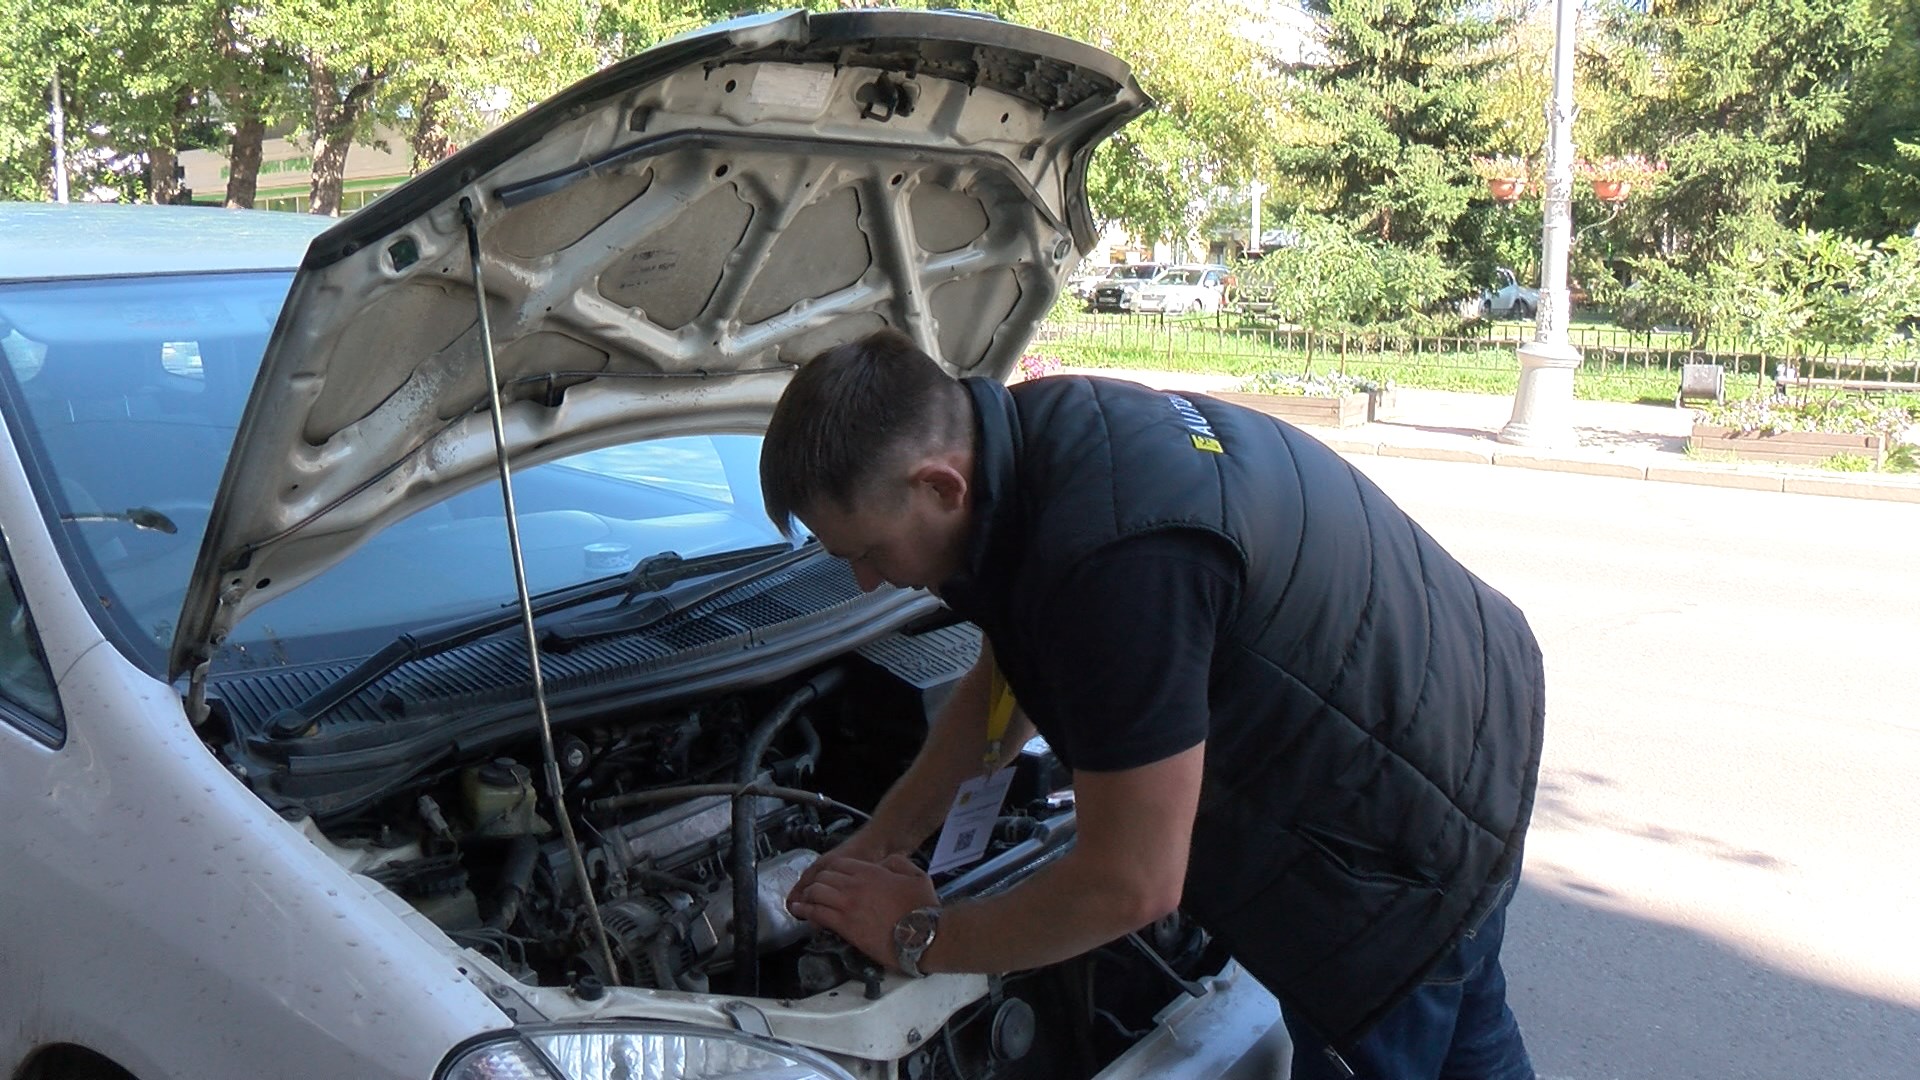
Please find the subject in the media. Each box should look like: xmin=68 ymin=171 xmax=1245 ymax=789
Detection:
xmin=462 ymin=757 xmax=548 ymax=837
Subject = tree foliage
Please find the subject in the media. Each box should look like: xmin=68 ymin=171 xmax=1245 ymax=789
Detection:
xmin=1237 ymin=215 xmax=1461 ymax=331
xmin=1276 ymin=0 xmax=1511 ymax=254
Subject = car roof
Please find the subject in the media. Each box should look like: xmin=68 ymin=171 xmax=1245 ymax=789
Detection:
xmin=0 ymin=203 xmax=333 ymax=282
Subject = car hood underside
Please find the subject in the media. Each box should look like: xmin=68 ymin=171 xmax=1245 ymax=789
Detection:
xmin=170 ymin=9 xmax=1148 ymax=681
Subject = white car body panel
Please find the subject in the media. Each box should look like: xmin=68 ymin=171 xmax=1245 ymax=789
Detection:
xmin=0 ymin=413 xmax=506 ymax=1080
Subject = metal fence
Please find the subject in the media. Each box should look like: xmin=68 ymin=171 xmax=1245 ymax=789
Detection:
xmin=1030 ymin=307 xmax=1920 ymax=399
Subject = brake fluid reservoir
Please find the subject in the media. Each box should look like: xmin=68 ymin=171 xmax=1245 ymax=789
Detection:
xmin=462 ymin=757 xmax=548 ymax=837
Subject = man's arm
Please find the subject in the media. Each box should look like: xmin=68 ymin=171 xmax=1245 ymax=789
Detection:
xmin=790 ymin=742 xmax=1205 ymax=972
xmin=791 ymin=530 xmax=1235 ymax=972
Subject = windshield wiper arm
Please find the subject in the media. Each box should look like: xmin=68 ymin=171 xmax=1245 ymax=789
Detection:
xmin=539 ymin=541 xmax=822 ymax=646
xmin=61 ymin=506 xmax=178 ymax=533
xmin=259 ymin=540 xmax=812 ymax=738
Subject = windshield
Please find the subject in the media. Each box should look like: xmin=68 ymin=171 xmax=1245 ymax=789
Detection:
xmin=0 ymin=272 xmax=789 ymax=673
xmin=1114 ymin=264 xmax=1158 ymax=280
xmin=1155 ymin=270 xmax=1205 ymax=286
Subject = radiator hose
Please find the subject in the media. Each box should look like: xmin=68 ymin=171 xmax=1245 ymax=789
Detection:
xmin=731 ymin=667 xmax=843 ymax=994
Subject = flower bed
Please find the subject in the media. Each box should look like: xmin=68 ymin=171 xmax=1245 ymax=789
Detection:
xmin=1689 ymin=425 xmax=1884 ymax=466
xmin=1690 ymin=394 xmax=1915 ymax=467
xmin=1222 ymin=372 xmax=1394 ymax=428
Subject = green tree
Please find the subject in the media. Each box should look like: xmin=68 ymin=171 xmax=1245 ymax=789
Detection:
xmin=0 ymin=1 xmax=228 ymax=203
xmin=976 ymin=0 xmax=1285 ymax=247
xmin=1804 ymin=0 xmax=1920 ymax=238
xmin=253 ymin=0 xmax=408 ymax=215
xmin=1276 ymin=0 xmax=1510 ymax=254
xmin=1238 ymin=215 xmax=1462 ymax=331
xmin=1618 ymin=0 xmax=1890 ymax=265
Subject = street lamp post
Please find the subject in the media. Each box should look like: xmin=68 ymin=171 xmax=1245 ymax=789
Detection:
xmin=1500 ymin=0 xmax=1580 ymax=447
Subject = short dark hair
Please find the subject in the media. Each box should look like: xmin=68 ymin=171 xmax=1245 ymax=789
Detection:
xmin=760 ymin=329 xmax=970 ymax=535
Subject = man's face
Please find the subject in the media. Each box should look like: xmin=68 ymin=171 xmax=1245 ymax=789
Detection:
xmin=801 ymin=464 xmax=971 ymax=593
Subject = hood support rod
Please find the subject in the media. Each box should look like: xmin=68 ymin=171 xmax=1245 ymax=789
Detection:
xmin=460 ymin=197 xmax=618 ymax=984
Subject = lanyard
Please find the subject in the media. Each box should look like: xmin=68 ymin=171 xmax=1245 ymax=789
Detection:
xmin=985 ymin=664 xmax=1017 ymax=770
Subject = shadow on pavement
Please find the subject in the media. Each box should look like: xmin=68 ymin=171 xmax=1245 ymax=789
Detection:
xmin=1505 ymin=880 xmax=1920 ymax=1080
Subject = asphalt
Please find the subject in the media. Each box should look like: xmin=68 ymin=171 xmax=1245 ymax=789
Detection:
xmin=1063 ymin=367 xmax=1920 ymax=505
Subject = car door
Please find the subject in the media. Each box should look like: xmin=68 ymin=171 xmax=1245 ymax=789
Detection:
xmin=1202 ymin=270 xmax=1226 ymax=312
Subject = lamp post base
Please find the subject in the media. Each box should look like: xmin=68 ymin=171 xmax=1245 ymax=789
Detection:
xmin=1499 ymin=340 xmax=1582 ymax=448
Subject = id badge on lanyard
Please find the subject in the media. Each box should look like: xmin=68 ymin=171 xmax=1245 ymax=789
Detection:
xmin=927 ymin=665 xmax=1020 ymax=875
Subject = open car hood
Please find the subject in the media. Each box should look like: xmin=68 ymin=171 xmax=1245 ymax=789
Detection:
xmin=170 ymin=9 xmax=1148 ymax=681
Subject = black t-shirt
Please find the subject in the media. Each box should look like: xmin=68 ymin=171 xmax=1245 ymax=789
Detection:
xmin=1017 ymin=528 xmax=1241 ymax=772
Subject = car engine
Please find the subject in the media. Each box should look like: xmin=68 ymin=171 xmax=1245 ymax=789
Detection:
xmin=247 ymin=620 xmax=1223 ymax=1078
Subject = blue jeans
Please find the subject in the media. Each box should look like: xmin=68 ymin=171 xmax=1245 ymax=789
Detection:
xmin=1282 ymin=889 xmax=1535 ymax=1080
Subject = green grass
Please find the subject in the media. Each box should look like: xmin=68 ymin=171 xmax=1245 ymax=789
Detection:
xmin=1036 ymin=316 xmax=1682 ymax=404
xmin=1034 ymin=312 xmax=1920 ymax=409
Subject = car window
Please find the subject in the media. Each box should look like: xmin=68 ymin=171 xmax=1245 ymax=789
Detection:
xmin=0 ymin=272 xmax=790 ymax=674
xmin=0 ymin=536 xmax=61 ymax=742
xmin=220 ymin=432 xmax=785 ymax=669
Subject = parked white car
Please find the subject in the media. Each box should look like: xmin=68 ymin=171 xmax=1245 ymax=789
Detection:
xmin=1483 ymin=267 xmax=1539 ymax=320
xmin=1087 ymin=262 xmax=1166 ymax=312
xmin=0 ymin=10 xmax=1286 ymax=1080
xmin=1134 ymin=265 xmax=1234 ymax=315
xmin=1066 ymin=262 xmax=1118 ymax=302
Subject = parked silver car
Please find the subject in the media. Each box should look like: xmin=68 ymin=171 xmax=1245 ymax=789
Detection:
xmin=1088 ymin=263 xmax=1166 ymax=312
xmin=0 ymin=10 xmax=1285 ymax=1080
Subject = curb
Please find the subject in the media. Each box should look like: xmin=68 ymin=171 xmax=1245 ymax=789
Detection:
xmin=1308 ymin=429 xmax=1920 ymax=504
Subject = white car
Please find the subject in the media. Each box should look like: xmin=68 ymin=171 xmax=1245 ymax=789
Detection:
xmin=1087 ymin=262 xmax=1166 ymax=312
xmin=0 ymin=10 xmax=1286 ymax=1080
xmin=1134 ymin=265 xmax=1234 ymax=315
xmin=1483 ymin=267 xmax=1539 ymax=320
xmin=1066 ymin=263 xmax=1119 ymax=302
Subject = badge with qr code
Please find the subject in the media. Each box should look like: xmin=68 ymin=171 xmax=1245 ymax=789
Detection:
xmin=927 ymin=768 xmax=1017 ymax=875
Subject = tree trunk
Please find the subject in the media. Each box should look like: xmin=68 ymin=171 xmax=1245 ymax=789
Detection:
xmin=409 ymin=82 xmax=451 ymax=175
xmin=306 ymin=59 xmax=382 ymax=216
xmin=149 ymin=86 xmax=194 ymax=204
xmin=225 ymin=107 xmax=266 ymax=208
xmin=150 ymin=143 xmax=180 ymax=205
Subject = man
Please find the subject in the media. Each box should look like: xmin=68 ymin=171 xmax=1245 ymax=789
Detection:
xmin=763 ymin=329 xmax=1544 ymax=1079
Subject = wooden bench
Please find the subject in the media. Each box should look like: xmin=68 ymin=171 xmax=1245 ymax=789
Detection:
xmin=1773 ymin=375 xmax=1917 ymax=395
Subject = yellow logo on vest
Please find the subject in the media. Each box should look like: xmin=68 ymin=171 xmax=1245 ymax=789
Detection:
xmin=1166 ymin=394 xmax=1226 ymax=455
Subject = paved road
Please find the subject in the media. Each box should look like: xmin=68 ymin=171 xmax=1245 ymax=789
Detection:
xmin=1348 ymin=455 xmax=1920 ymax=1080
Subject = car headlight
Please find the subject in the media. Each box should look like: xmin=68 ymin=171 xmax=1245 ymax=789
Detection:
xmin=442 ymin=1024 xmax=858 ymax=1080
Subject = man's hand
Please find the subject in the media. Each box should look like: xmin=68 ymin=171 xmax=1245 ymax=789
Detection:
xmin=786 ymin=825 xmax=904 ymax=916
xmin=787 ymin=853 xmax=939 ymax=973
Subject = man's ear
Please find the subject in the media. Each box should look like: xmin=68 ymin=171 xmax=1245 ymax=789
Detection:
xmin=909 ymin=459 xmax=969 ymax=512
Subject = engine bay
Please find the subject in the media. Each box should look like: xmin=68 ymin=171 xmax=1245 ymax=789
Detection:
xmin=259 ymin=620 xmax=1226 ymax=1077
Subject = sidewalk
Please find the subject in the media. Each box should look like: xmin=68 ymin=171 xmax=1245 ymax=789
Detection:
xmin=1063 ymin=367 xmax=1920 ymax=504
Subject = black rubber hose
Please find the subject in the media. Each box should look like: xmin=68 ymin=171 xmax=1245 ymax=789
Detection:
xmin=485 ymin=834 xmax=541 ymax=930
xmin=731 ymin=668 xmax=843 ymax=994
xmin=793 ymin=715 xmax=822 ymax=777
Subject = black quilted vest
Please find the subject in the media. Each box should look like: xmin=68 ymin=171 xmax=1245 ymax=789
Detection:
xmin=939 ymin=376 xmax=1546 ymax=1049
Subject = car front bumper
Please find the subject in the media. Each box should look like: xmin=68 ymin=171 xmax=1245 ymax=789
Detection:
xmin=1095 ymin=959 xmax=1289 ymax=1079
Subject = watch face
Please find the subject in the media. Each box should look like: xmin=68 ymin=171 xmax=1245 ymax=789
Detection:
xmin=895 ymin=908 xmax=938 ymax=950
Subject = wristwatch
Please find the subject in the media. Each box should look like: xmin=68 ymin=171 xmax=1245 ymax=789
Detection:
xmin=892 ymin=905 xmax=941 ymax=978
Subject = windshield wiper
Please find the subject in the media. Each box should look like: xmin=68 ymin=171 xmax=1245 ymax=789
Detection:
xmin=258 ymin=540 xmax=813 ymax=738
xmin=61 ymin=506 xmax=178 ymax=533
xmin=537 ymin=542 xmax=824 ymax=647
